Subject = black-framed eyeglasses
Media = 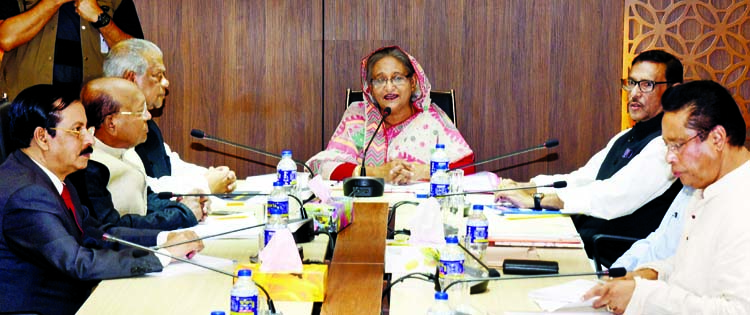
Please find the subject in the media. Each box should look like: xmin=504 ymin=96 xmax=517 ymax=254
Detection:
xmin=665 ymin=132 xmax=703 ymax=154
xmin=371 ymin=74 xmax=411 ymax=89
xmin=49 ymin=126 xmax=95 ymax=140
xmin=621 ymin=79 xmax=671 ymax=93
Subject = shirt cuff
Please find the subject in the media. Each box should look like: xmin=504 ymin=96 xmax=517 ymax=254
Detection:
xmin=156 ymin=248 xmax=172 ymax=267
xmin=625 ymin=277 xmax=660 ymax=315
xmin=156 ymin=231 xmax=169 ymax=246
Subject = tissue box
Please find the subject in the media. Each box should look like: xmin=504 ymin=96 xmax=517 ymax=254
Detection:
xmin=234 ymin=263 xmax=328 ymax=302
xmin=303 ymin=197 xmax=353 ymax=233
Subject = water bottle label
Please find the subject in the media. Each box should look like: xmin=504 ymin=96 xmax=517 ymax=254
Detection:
xmin=278 ymin=170 xmax=296 ymax=186
xmin=267 ymin=200 xmax=289 ymax=216
xmin=264 ymin=229 xmax=277 ymax=246
xmin=430 ymin=161 xmax=449 ymax=175
xmin=430 ymin=183 xmax=450 ymax=197
xmin=230 ymin=294 xmax=258 ymax=314
xmin=466 ymin=225 xmax=489 ymax=244
xmin=439 ymin=259 xmax=464 ymax=277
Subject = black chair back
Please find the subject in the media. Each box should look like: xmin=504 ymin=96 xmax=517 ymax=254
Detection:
xmin=345 ymin=89 xmax=458 ymax=127
xmin=0 ymin=101 xmax=14 ymax=163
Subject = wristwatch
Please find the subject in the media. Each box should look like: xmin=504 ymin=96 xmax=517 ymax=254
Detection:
xmin=91 ymin=12 xmax=111 ymax=29
xmin=533 ymin=192 xmax=544 ymax=210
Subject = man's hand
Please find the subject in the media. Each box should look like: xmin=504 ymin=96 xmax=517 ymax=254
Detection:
xmin=583 ymin=279 xmax=636 ymax=315
xmin=205 ymin=166 xmax=237 ymax=193
xmin=163 ymin=230 xmax=204 ymax=260
xmin=179 ymin=193 xmax=208 ymax=222
xmin=494 ymin=179 xmax=536 ymax=208
xmin=74 ymin=0 xmax=104 ymax=22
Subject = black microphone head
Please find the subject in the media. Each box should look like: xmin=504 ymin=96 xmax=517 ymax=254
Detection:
xmin=544 ymin=138 xmax=559 ymax=148
xmin=607 ymin=267 xmax=627 ymax=278
xmin=382 ymin=107 xmax=392 ymax=116
xmin=190 ymin=129 xmax=206 ymax=138
xmin=157 ymin=191 xmax=175 ymax=199
xmin=487 ymin=268 xmax=501 ymax=278
xmin=552 ymin=181 xmax=567 ymax=188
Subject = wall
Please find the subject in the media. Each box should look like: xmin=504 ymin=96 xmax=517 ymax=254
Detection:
xmin=135 ymin=0 xmax=624 ymax=180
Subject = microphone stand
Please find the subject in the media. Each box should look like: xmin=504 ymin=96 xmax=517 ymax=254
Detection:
xmin=343 ymin=107 xmax=391 ymax=197
xmin=434 ymin=181 xmax=567 ymax=197
xmin=450 ymin=138 xmax=559 ymax=171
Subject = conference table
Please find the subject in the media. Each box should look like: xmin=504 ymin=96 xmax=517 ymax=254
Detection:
xmin=77 ymin=176 xmax=603 ymax=315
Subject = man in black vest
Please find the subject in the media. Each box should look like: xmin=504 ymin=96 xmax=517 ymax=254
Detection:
xmin=496 ymin=50 xmax=683 ymax=265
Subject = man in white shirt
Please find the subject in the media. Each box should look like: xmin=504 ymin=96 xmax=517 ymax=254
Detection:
xmin=496 ymin=50 xmax=684 ymax=264
xmin=585 ymin=80 xmax=750 ymax=314
xmin=102 ymin=38 xmax=237 ymax=195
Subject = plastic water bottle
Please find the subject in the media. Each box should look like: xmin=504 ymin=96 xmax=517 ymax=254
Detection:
xmin=465 ymin=205 xmax=489 ymax=260
xmin=427 ymin=291 xmax=454 ymax=315
xmin=439 ymin=236 xmax=466 ymax=306
xmin=230 ymin=269 xmax=258 ymax=315
xmin=277 ymin=150 xmax=298 ymax=195
xmin=431 ymin=168 xmax=450 ymax=198
xmin=430 ymin=144 xmax=450 ymax=176
xmin=267 ymin=181 xmax=289 ymax=220
xmin=210 ymin=312 xmax=226 ymax=315
xmin=263 ymin=205 xmax=288 ymax=247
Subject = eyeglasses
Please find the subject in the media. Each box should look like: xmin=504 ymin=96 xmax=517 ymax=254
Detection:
xmin=621 ymin=79 xmax=671 ymax=93
xmin=665 ymin=133 xmax=703 ymax=154
xmin=49 ymin=126 xmax=95 ymax=140
xmin=371 ymin=74 xmax=411 ymax=89
xmin=114 ymin=102 xmax=149 ymax=120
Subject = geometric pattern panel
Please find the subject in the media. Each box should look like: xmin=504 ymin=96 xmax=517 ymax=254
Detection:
xmin=623 ymin=0 xmax=750 ymax=141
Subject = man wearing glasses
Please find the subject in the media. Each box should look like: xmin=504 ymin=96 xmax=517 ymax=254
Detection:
xmin=69 ymin=77 xmax=206 ymax=231
xmin=496 ymin=50 xmax=684 ymax=265
xmin=0 ymin=84 xmax=203 ymax=314
xmin=585 ymin=80 xmax=750 ymax=314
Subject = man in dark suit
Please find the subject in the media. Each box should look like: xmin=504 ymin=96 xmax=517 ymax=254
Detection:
xmin=0 ymin=84 xmax=204 ymax=314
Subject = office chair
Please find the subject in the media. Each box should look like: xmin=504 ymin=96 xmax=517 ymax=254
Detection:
xmin=0 ymin=100 xmax=13 ymax=163
xmin=345 ymin=89 xmax=458 ymax=127
xmin=591 ymin=233 xmax=639 ymax=273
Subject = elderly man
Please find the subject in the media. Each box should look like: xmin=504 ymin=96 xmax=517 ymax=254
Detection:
xmin=0 ymin=84 xmax=203 ymax=314
xmin=584 ymin=80 xmax=750 ymax=314
xmin=102 ymin=38 xmax=237 ymax=194
xmin=496 ymin=50 xmax=684 ymax=264
xmin=70 ymin=77 xmax=205 ymax=230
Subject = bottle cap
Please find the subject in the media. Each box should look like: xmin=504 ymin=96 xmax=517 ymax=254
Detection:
xmin=273 ymin=181 xmax=284 ymax=187
xmin=434 ymin=291 xmax=449 ymax=300
xmin=416 ymin=193 xmax=429 ymax=199
xmin=281 ymin=149 xmax=292 ymax=156
xmin=237 ymin=269 xmax=252 ymax=277
xmin=472 ymin=204 xmax=484 ymax=211
xmin=435 ymin=143 xmax=445 ymax=149
xmin=445 ymin=235 xmax=459 ymax=244
xmin=211 ymin=311 xmax=226 ymax=315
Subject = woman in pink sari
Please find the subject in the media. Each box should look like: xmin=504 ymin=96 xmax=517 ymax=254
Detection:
xmin=308 ymin=46 xmax=474 ymax=184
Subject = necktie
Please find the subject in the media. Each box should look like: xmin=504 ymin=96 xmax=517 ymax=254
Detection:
xmin=61 ymin=184 xmax=83 ymax=234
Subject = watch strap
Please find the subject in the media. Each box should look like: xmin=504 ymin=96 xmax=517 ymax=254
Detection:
xmin=92 ymin=12 xmax=111 ymax=29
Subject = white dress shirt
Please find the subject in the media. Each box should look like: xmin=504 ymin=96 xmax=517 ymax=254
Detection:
xmin=90 ymin=138 xmax=148 ymax=216
xmin=612 ymin=186 xmax=695 ymax=271
xmin=625 ymin=161 xmax=750 ymax=314
xmin=144 ymin=142 xmax=211 ymax=194
xmin=533 ymin=129 xmax=676 ymax=219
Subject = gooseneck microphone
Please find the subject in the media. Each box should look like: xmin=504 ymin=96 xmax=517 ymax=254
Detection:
xmin=441 ymin=267 xmax=627 ymax=292
xmin=153 ymin=218 xmax=309 ymax=250
xmin=435 ymin=180 xmax=567 ymax=197
xmin=157 ymin=191 xmax=269 ymax=200
xmin=450 ymin=138 xmax=559 ymax=171
xmin=190 ymin=129 xmax=314 ymax=175
xmin=88 ymin=228 xmax=279 ymax=313
xmin=342 ymin=107 xmax=392 ymax=197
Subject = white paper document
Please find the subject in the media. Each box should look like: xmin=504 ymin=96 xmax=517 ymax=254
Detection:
xmin=527 ymin=279 xmax=602 ymax=312
xmin=147 ymin=254 xmax=235 ymax=277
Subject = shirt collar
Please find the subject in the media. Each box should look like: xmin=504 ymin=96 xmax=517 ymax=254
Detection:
xmin=94 ymin=137 xmax=128 ymax=160
xmin=702 ymin=160 xmax=750 ymax=201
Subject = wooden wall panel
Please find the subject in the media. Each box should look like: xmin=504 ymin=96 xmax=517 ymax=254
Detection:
xmin=134 ymin=0 xmax=322 ymax=178
xmin=323 ymin=0 xmax=624 ymax=180
xmin=134 ymin=0 xmax=623 ymax=181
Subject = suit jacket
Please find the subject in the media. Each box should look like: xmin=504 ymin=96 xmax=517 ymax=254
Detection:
xmin=69 ymin=159 xmax=199 ymax=231
xmin=0 ymin=150 xmax=163 ymax=315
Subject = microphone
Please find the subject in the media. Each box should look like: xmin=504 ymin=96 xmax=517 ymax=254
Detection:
xmin=88 ymin=228 xmax=279 ymax=313
xmin=441 ymin=267 xmax=627 ymax=292
xmin=342 ymin=107 xmax=392 ymax=197
xmin=434 ymin=181 xmax=567 ymax=197
xmin=153 ymin=218 xmax=309 ymax=250
xmin=457 ymin=242 xmax=500 ymax=294
xmin=159 ymin=191 xmax=316 ymax=244
xmin=450 ymin=138 xmax=559 ymax=171
xmin=190 ymin=129 xmax=314 ymax=175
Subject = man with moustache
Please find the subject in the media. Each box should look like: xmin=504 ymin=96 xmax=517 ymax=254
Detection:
xmin=103 ymin=38 xmax=237 ymax=195
xmin=70 ymin=77 xmax=205 ymax=230
xmin=0 ymin=84 xmax=203 ymax=314
xmin=585 ymin=80 xmax=750 ymax=314
xmin=496 ymin=50 xmax=683 ymax=265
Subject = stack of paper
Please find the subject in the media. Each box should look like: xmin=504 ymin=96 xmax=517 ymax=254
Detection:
xmin=527 ymin=279 xmax=600 ymax=312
